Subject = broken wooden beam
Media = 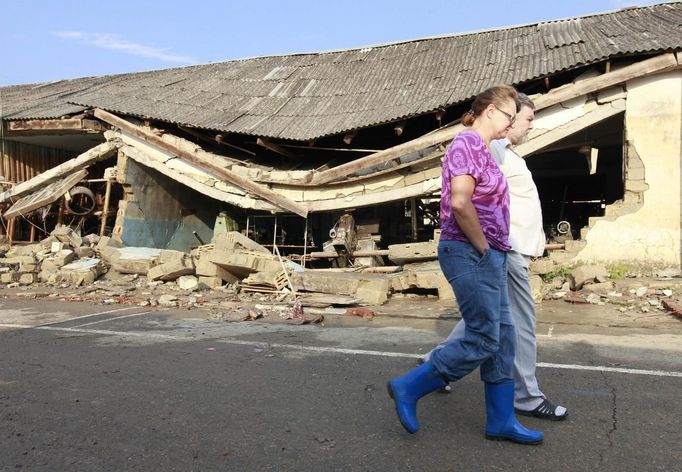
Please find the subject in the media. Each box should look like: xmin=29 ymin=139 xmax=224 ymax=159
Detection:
xmin=310 ymin=53 xmax=679 ymax=186
xmin=0 ymin=141 xmax=117 ymax=204
xmin=515 ymin=100 xmax=626 ymax=157
xmin=531 ymin=53 xmax=679 ymax=109
xmin=309 ymin=249 xmax=390 ymax=259
xmin=6 ymin=118 xmax=105 ymax=135
xmin=94 ymin=109 xmax=308 ymax=217
xmin=256 ymin=137 xmax=297 ymax=158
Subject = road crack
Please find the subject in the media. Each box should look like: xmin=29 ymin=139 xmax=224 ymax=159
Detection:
xmin=597 ymin=371 xmax=618 ymax=465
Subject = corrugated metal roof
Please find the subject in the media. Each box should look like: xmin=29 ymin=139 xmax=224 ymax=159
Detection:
xmin=2 ymin=2 xmax=680 ymax=140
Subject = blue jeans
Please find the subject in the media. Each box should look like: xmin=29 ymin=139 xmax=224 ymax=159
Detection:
xmin=430 ymin=240 xmax=515 ymax=384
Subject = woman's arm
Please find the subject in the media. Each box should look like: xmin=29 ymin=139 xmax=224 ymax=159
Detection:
xmin=450 ymin=175 xmax=489 ymax=255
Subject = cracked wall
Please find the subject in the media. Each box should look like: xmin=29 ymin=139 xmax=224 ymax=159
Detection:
xmin=574 ymin=71 xmax=682 ymax=268
xmin=113 ymin=154 xmax=221 ymax=252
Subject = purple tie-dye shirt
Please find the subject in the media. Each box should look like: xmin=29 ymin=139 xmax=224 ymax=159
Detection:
xmin=440 ymin=130 xmax=511 ymax=251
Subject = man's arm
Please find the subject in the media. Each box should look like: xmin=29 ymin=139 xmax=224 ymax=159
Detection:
xmin=450 ymin=175 xmax=489 ymax=255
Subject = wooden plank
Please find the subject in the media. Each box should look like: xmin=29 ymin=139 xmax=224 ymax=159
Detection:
xmin=4 ymin=169 xmax=88 ymax=219
xmin=99 ymin=178 xmax=113 ymax=237
xmin=310 ymin=53 xmax=679 ymax=186
xmin=94 ymin=109 xmax=308 ymax=217
xmin=531 ymin=53 xmax=678 ymax=109
xmin=6 ymin=118 xmax=104 ymax=135
xmin=515 ymin=100 xmax=626 ymax=157
xmin=0 ymin=141 xmax=117 ymax=204
xmin=310 ymin=125 xmax=462 ymax=185
xmin=256 ymin=137 xmax=298 ymax=158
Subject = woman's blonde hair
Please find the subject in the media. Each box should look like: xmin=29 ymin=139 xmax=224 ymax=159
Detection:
xmin=462 ymin=84 xmax=520 ymax=127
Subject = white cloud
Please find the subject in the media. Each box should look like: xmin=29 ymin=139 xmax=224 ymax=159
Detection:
xmin=53 ymin=31 xmax=196 ymax=64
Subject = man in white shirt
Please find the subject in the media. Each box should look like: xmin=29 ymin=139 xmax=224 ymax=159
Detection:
xmin=425 ymin=93 xmax=568 ymax=420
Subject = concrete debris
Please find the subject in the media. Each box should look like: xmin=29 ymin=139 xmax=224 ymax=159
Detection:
xmin=387 ymin=241 xmax=436 ymax=266
xmin=570 ymin=265 xmax=609 ymax=290
xmin=147 ymin=254 xmax=194 ymax=281
xmin=2 ymin=227 xmax=681 ymax=319
xmin=198 ymin=276 xmax=224 ymax=290
xmin=529 ymin=259 xmax=556 ymax=276
xmin=51 ymin=226 xmax=83 ymax=248
xmin=158 ymin=294 xmax=178 ymax=307
xmin=177 ymin=275 xmax=199 ymax=291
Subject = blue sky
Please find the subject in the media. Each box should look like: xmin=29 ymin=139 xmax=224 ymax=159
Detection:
xmin=0 ymin=0 xmax=667 ymax=86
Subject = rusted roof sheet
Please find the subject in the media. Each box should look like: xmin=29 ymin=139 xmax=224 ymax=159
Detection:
xmin=2 ymin=3 xmax=681 ymax=140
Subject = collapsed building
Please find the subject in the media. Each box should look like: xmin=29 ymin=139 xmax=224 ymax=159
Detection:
xmin=0 ymin=3 xmax=681 ymax=302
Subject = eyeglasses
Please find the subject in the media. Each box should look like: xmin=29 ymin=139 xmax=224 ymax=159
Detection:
xmin=493 ymin=105 xmax=516 ymax=124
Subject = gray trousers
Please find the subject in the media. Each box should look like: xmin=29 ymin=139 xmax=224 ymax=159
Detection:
xmin=426 ymin=250 xmax=545 ymax=410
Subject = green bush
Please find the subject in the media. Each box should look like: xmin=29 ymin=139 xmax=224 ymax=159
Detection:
xmin=541 ymin=265 xmax=572 ymax=283
xmin=608 ymin=263 xmax=630 ymax=280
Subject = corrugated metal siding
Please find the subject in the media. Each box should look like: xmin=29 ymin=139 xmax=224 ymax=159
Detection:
xmin=2 ymin=3 xmax=681 ymax=140
xmin=0 ymin=140 xmax=76 ymax=183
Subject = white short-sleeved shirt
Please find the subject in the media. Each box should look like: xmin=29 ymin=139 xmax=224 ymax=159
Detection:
xmin=490 ymin=139 xmax=546 ymax=257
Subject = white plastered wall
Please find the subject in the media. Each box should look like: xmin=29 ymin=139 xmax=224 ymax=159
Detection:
xmin=574 ymin=70 xmax=682 ymax=268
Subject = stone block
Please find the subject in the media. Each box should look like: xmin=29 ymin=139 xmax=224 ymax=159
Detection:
xmin=40 ymin=260 xmax=60 ymax=274
xmin=110 ymin=247 xmax=162 ymax=274
xmin=213 ymin=231 xmax=269 ymax=254
xmin=198 ymin=276 xmax=224 ymax=289
xmin=210 ymin=252 xmax=280 ymax=278
xmin=18 ymin=262 xmax=37 ymax=273
xmin=75 ymin=247 xmax=95 ymax=258
xmin=529 ymin=259 xmax=555 ymax=276
xmin=387 ymin=241 xmax=437 ymax=265
xmin=437 ymin=282 xmax=455 ymax=301
xmin=52 ymin=250 xmax=76 ymax=268
xmin=177 ymin=275 xmax=199 ymax=291
xmin=157 ymin=250 xmax=189 ymax=265
xmin=570 ymin=264 xmax=609 ymax=290
xmin=195 ymin=251 xmax=240 ymax=283
xmin=355 ymin=279 xmax=390 ymax=305
xmin=51 ymin=226 xmax=83 ymax=247
xmin=290 ymin=272 xmax=360 ymax=296
xmin=39 ymin=236 xmax=58 ymax=250
xmin=5 ymin=244 xmax=41 ymax=257
xmin=51 ymin=242 xmax=65 ymax=253
xmin=147 ymin=257 xmax=195 ymax=281
xmin=19 ymin=273 xmax=35 ymax=285
xmin=1 ymin=272 xmax=17 ymax=283
xmin=583 ymin=281 xmax=615 ymax=294
xmin=391 ymin=273 xmax=413 ymax=292
xmin=56 ymin=258 xmax=105 ymax=286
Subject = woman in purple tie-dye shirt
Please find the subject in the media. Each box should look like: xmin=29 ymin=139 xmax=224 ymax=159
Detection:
xmin=388 ymin=85 xmax=544 ymax=445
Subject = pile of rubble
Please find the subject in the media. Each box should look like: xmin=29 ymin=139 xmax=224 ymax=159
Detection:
xmin=0 ymin=227 xmax=105 ymax=288
xmin=530 ymin=261 xmax=682 ymax=314
xmin=0 ymin=226 xmax=680 ymax=320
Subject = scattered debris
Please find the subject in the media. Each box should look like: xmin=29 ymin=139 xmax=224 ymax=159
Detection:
xmin=346 ymin=307 xmax=375 ymax=319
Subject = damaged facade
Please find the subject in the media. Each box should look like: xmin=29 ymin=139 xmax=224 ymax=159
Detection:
xmin=0 ymin=3 xmax=681 ymax=303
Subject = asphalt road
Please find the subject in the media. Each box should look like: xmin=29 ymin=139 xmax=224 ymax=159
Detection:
xmin=1 ymin=299 xmax=681 ymax=471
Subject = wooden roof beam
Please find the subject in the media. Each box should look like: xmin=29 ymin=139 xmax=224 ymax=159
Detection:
xmin=5 ymin=118 xmax=105 ymax=135
xmin=310 ymin=52 xmax=679 ymax=186
xmin=256 ymin=137 xmax=297 ymax=158
xmin=94 ymin=109 xmax=308 ymax=217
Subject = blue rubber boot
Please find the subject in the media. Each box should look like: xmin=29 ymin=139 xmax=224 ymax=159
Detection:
xmin=484 ymin=380 xmax=544 ymax=444
xmin=387 ymin=360 xmax=447 ymax=433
